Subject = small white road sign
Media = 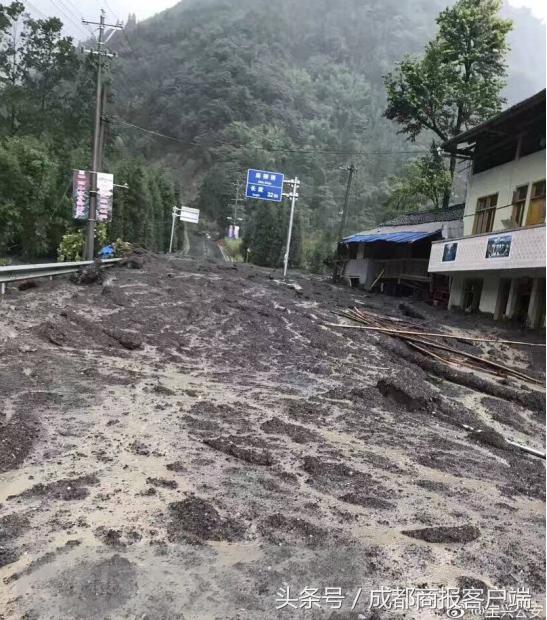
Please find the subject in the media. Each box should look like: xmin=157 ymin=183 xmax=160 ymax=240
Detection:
xmin=179 ymin=207 xmax=200 ymax=224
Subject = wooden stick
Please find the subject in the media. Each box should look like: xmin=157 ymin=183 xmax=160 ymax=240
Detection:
xmin=325 ymin=322 xmax=542 ymax=384
xmin=402 ymin=334 xmax=543 ymax=385
xmin=351 ymin=304 xmax=427 ymax=330
xmin=324 ymin=322 xmax=546 ymax=348
xmin=405 ymin=340 xmax=459 ymax=367
xmin=367 ymin=268 xmax=384 ymax=292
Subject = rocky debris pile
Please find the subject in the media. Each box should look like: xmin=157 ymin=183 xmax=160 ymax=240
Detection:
xmin=71 ymin=259 xmax=104 ymax=285
xmin=203 ymin=436 xmax=274 ymax=466
xmin=402 ymin=525 xmax=480 ymax=544
xmin=167 ymin=496 xmax=245 ymax=542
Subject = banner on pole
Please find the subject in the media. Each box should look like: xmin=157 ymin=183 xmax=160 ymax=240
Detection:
xmin=72 ymin=169 xmax=90 ymax=219
xmin=96 ymin=172 xmax=114 ymax=222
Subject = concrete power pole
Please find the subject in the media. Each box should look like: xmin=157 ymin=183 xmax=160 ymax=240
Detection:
xmin=337 ymin=163 xmax=356 ymax=241
xmin=283 ymin=177 xmax=300 ymax=279
xmin=82 ymin=10 xmax=123 ymax=260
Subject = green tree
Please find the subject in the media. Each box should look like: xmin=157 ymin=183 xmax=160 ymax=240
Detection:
xmin=0 ymin=2 xmax=79 ymax=138
xmin=385 ymin=143 xmax=452 ymax=212
xmin=0 ymin=136 xmax=63 ymax=258
xmin=384 ymin=0 xmax=512 ymax=205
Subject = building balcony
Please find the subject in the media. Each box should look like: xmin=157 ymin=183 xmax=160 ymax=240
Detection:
xmin=428 ymin=224 xmax=546 ymax=274
xmin=375 ymin=258 xmax=430 ymax=281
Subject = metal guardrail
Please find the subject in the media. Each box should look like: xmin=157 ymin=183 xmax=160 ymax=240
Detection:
xmin=0 ymin=258 xmax=121 ymax=294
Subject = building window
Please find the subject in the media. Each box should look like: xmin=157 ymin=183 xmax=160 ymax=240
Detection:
xmin=526 ymin=180 xmax=546 ymax=226
xmin=511 ymin=184 xmax=528 ymax=226
xmin=473 ymin=193 xmax=498 ymax=234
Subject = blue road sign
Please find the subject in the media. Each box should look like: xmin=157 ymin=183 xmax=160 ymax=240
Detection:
xmin=245 ymin=169 xmax=284 ymax=202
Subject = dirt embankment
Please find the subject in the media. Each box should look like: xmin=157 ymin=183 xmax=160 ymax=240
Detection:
xmin=0 ymin=254 xmax=544 ymax=619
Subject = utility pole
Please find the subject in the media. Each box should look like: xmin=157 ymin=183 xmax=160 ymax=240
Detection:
xmin=227 ymin=179 xmax=244 ymax=238
xmin=169 ymin=206 xmax=179 ymax=254
xmin=337 ymin=163 xmax=356 ymax=241
xmin=282 ymin=177 xmax=300 ymax=279
xmin=97 ymin=85 xmax=108 ymax=172
xmin=233 ymin=180 xmax=242 ymax=224
xmin=82 ymin=10 xmax=123 ymax=260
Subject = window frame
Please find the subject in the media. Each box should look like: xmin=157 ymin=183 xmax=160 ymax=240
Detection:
xmin=472 ymin=193 xmax=498 ymax=235
xmin=526 ymin=179 xmax=546 ymax=226
xmin=511 ymin=184 xmax=529 ymax=226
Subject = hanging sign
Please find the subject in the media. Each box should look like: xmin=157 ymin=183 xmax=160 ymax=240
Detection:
xmin=96 ymin=172 xmax=114 ymax=222
xmin=72 ymin=169 xmax=90 ymax=219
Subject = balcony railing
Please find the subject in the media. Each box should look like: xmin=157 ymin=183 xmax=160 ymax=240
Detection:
xmin=376 ymin=258 xmax=430 ymax=281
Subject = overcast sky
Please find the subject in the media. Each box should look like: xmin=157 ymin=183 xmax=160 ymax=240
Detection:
xmin=26 ymin=0 xmax=547 ymax=41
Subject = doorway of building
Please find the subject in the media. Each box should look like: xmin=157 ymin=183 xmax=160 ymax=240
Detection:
xmin=513 ymin=278 xmax=533 ymax=322
xmin=463 ymin=279 xmax=483 ymax=312
xmin=494 ymin=278 xmax=511 ymax=320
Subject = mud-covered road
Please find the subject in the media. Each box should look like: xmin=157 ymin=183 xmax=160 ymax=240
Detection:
xmin=0 ymin=254 xmax=545 ymax=619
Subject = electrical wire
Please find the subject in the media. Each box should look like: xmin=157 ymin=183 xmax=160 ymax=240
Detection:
xmin=111 ymin=117 xmax=428 ymax=158
xmin=45 ymin=0 xmax=94 ymax=40
xmin=23 ymin=0 xmax=49 ymax=19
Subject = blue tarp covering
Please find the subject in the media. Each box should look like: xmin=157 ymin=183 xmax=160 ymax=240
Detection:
xmin=343 ymin=231 xmax=438 ymax=244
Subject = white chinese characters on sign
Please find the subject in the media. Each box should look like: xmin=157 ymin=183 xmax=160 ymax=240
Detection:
xmin=72 ymin=169 xmax=90 ymax=220
xmin=96 ymin=172 xmax=114 ymax=223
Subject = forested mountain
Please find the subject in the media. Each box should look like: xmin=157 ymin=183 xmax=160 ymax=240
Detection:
xmin=1 ymin=0 xmax=544 ymax=266
xmin=108 ymin=0 xmax=545 ymax=266
xmin=111 ymin=0 xmax=449 ymax=238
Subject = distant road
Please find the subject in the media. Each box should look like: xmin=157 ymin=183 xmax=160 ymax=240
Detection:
xmin=186 ymin=234 xmax=225 ymax=261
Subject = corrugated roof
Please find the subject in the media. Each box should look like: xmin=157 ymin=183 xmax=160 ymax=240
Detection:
xmin=380 ymin=204 xmax=464 ymax=227
xmin=344 ymin=230 xmax=439 ymax=244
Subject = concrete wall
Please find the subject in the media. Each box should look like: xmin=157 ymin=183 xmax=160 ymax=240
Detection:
xmin=429 ymin=224 xmax=545 ymax=273
xmin=342 ymin=257 xmax=378 ymax=287
xmin=463 ymin=150 xmax=545 ymax=236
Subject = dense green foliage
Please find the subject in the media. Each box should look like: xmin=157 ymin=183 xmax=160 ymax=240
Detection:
xmin=385 ymin=144 xmax=453 ymax=213
xmin=58 ymin=224 xmax=107 ymax=261
xmin=0 ymin=2 xmax=91 ymax=258
xmin=384 ymin=0 xmax=512 ymax=206
xmin=0 ymin=0 xmax=543 ymax=266
xmin=111 ymin=0 xmax=459 ymax=267
xmin=0 ymin=2 xmax=180 ymax=260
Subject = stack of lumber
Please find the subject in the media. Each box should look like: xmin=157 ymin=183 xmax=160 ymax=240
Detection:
xmin=327 ymin=306 xmax=544 ymax=386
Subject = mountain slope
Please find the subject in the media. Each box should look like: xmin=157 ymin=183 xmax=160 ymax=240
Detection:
xmin=109 ymin=0 xmax=545 ymax=241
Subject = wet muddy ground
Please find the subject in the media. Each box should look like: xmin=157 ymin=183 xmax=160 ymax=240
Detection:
xmin=0 ymin=254 xmax=545 ymax=619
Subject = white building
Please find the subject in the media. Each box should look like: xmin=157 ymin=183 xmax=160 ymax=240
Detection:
xmin=428 ymin=89 xmax=546 ymax=328
xmin=339 ymin=204 xmax=463 ymax=296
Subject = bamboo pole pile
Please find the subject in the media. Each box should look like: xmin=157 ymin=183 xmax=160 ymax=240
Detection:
xmin=328 ymin=307 xmax=544 ymax=386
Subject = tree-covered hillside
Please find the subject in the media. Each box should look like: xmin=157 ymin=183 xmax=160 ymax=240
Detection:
xmin=108 ymin=0 xmax=544 ymax=268
xmin=109 ymin=0 xmax=453 ymax=257
xmin=1 ymin=0 xmax=544 ymax=266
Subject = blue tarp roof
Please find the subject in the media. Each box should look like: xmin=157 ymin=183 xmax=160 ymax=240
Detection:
xmin=343 ymin=231 xmax=438 ymax=244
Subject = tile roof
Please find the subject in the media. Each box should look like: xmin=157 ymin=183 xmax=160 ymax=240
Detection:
xmin=380 ymin=203 xmax=464 ymax=227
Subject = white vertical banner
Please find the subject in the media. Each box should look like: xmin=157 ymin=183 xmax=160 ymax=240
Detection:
xmin=72 ymin=169 xmax=90 ymax=219
xmin=96 ymin=172 xmax=114 ymax=222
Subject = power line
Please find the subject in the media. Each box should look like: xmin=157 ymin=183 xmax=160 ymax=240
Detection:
xmin=112 ymin=117 xmax=190 ymax=143
xmin=63 ymin=0 xmax=97 ymax=38
xmin=45 ymin=0 xmax=94 ymax=40
xmin=23 ymin=0 xmax=48 ymax=19
xmin=111 ymin=117 xmax=428 ymax=158
xmin=103 ymin=0 xmax=121 ymax=21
